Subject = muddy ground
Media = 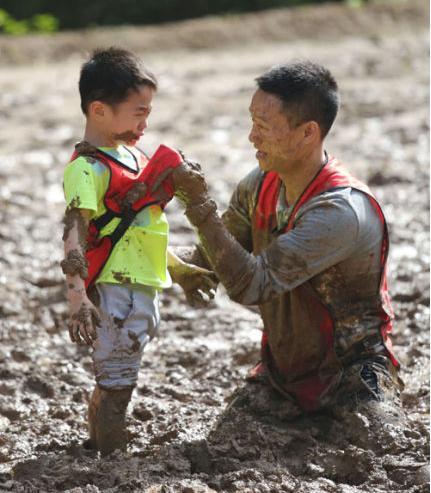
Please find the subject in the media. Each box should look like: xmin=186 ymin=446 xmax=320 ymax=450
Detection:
xmin=0 ymin=0 xmax=429 ymax=491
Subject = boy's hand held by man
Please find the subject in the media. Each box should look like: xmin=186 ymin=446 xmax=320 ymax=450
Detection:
xmin=171 ymin=262 xmax=218 ymax=307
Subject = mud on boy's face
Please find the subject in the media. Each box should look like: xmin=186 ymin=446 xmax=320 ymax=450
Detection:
xmin=103 ymin=84 xmax=155 ymax=146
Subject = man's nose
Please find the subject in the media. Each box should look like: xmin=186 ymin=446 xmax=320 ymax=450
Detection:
xmin=249 ymin=126 xmax=258 ymax=144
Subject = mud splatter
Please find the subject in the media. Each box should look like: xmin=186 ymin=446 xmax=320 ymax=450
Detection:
xmin=60 ymin=249 xmax=88 ymax=279
xmin=112 ymin=271 xmax=133 ymax=284
xmin=114 ymin=316 xmax=126 ymax=329
xmin=128 ymin=330 xmax=141 ymax=353
xmin=120 ymin=182 xmax=148 ymax=210
xmin=74 ymin=141 xmax=100 ymax=159
xmin=71 ymin=303 xmax=101 ymax=328
xmin=112 ymin=130 xmax=140 ymax=143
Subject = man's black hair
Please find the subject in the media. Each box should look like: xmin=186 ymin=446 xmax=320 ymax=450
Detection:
xmin=79 ymin=47 xmax=157 ymax=114
xmin=256 ymin=61 xmax=339 ymax=138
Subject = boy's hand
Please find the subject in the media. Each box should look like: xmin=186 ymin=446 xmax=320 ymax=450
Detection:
xmin=170 ymin=262 xmax=218 ymax=307
xmin=68 ymin=293 xmax=100 ymax=345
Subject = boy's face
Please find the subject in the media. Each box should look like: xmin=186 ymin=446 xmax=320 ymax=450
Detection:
xmin=98 ymin=84 xmax=155 ymax=146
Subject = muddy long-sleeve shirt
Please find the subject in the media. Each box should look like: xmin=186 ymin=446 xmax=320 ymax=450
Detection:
xmin=220 ymin=166 xmax=383 ymax=306
xmin=193 ymin=165 xmax=390 ymax=367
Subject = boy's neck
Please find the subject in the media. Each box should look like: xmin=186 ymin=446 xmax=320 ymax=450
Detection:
xmin=83 ymin=123 xmax=121 ymax=149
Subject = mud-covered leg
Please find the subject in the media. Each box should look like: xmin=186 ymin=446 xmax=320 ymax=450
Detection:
xmin=94 ymin=386 xmax=133 ymax=456
xmin=85 ymin=385 xmax=101 ymax=450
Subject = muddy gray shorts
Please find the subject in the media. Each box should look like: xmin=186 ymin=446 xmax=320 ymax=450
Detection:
xmin=91 ymin=283 xmax=160 ymax=389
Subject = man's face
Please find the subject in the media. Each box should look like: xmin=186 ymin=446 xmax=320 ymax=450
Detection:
xmin=102 ymin=84 xmax=155 ymax=146
xmin=248 ymin=89 xmax=304 ymax=173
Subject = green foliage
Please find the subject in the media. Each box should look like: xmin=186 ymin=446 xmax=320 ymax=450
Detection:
xmin=345 ymin=0 xmax=364 ymax=8
xmin=0 ymin=8 xmax=58 ymax=35
xmin=31 ymin=13 xmax=59 ymax=32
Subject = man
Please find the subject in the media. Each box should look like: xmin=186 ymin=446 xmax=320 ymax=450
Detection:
xmin=173 ymin=61 xmax=402 ymax=416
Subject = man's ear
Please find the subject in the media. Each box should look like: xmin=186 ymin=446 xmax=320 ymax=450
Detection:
xmin=303 ymin=121 xmax=320 ymax=142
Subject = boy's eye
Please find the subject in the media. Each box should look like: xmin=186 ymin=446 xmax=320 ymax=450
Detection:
xmin=135 ymin=107 xmax=150 ymax=117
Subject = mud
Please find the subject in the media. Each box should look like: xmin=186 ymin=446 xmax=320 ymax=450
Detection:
xmin=70 ymin=304 xmax=101 ymax=345
xmin=112 ymin=131 xmax=141 ymax=143
xmin=121 ymin=183 xmax=148 ymax=210
xmin=92 ymin=386 xmax=133 ymax=457
xmin=0 ymin=1 xmax=428 ymax=492
xmin=61 ymin=249 xmax=89 ymax=279
xmin=112 ymin=271 xmax=133 ymax=284
xmin=71 ymin=305 xmax=101 ymax=327
xmin=74 ymin=141 xmax=100 ymax=160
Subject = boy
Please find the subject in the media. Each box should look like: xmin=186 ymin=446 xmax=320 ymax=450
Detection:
xmin=61 ymin=47 xmax=215 ymax=456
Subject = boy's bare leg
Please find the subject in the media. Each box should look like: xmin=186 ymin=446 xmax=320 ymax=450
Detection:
xmin=89 ymin=385 xmax=133 ymax=456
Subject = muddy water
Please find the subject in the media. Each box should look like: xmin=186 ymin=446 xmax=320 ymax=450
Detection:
xmin=0 ymin=2 xmax=429 ymax=492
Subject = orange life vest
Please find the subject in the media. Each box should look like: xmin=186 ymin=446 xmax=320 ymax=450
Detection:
xmin=254 ymin=157 xmax=398 ymax=411
xmin=68 ymin=144 xmax=183 ymax=289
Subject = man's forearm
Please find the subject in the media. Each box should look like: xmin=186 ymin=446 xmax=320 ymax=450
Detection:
xmin=172 ymin=160 xmax=258 ymax=302
xmin=191 ymin=209 xmax=258 ymax=303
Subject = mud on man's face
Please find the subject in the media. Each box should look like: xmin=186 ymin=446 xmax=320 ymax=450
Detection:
xmin=102 ymin=84 xmax=155 ymax=147
xmin=248 ymin=89 xmax=310 ymax=174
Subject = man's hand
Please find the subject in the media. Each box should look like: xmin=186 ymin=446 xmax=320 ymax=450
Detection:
xmin=68 ymin=291 xmax=100 ymax=345
xmin=170 ymin=262 xmax=218 ymax=307
xmin=172 ymin=160 xmax=210 ymax=207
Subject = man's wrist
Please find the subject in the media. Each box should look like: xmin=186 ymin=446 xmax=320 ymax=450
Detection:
xmin=185 ymin=198 xmax=218 ymax=227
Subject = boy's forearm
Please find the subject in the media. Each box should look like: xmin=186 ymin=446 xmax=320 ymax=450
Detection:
xmin=61 ymin=208 xmax=91 ymax=293
xmin=61 ymin=207 xmax=100 ymax=345
xmin=169 ymin=245 xmax=211 ymax=270
xmin=65 ymin=273 xmax=87 ymax=302
xmin=167 ymin=248 xmax=186 ymax=268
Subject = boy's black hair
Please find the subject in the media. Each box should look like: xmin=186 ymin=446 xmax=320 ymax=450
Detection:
xmin=256 ymin=61 xmax=339 ymax=138
xmin=79 ymin=47 xmax=158 ymax=114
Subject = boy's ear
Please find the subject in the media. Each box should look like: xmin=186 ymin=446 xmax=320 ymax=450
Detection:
xmin=89 ymin=101 xmax=106 ymax=119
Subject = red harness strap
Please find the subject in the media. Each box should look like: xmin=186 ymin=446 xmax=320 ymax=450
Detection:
xmin=68 ymin=144 xmax=183 ymax=289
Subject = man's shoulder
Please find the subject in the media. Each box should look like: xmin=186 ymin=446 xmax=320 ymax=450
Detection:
xmin=237 ymin=166 xmax=265 ymax=194
xmin=298 ymin=187 xmax=383 ymax=240
xmin=306 ymin=186 xmax=366 ymax=206
xmin=312 ymin=187 xmax=379 ymax=218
